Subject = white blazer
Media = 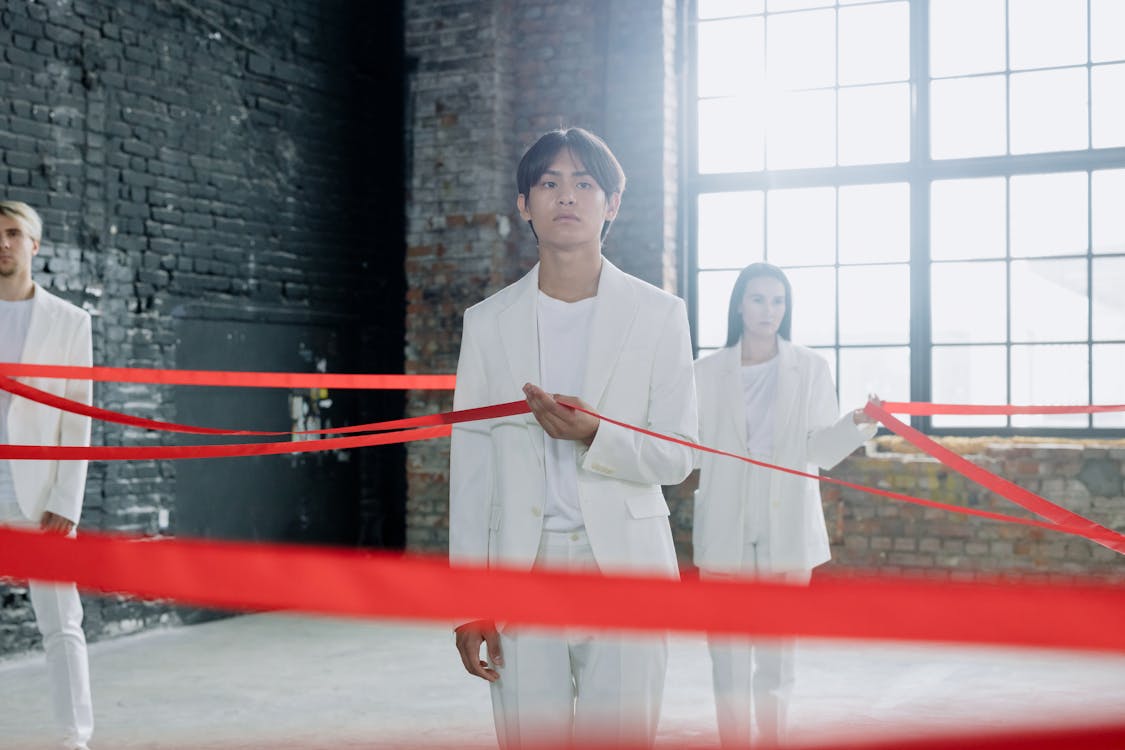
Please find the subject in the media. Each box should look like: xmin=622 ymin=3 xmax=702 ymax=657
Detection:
xmin=692 ymin=341 xmax=874 ymax=573
xmin=7 ymin=283 xmax=93 ymax=524
xmin=449 ymin=260 xmax=698 ymax=578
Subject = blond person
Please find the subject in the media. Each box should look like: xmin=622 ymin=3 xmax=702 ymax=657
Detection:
xmin=0 ymin=201 xmax=94 ymax=750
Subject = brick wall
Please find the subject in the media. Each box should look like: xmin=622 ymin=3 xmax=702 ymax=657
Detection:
xmin=823 ymin=438 xmax=1125 ymax=581
xmin=1 ymin=0 xmax=405 ymax=655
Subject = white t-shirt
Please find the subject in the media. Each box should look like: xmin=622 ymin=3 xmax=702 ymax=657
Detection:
xmin=741 ymin=355 xmax=778 ymax=545
xmin=0 ymin=297 xmax=35 ymax=516
xmin=741 ymin=355 xmax=778 ymax=459
xmin=537 ymin=290 xmax=596 ymax=533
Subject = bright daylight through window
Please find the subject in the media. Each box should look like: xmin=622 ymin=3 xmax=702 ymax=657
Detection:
xmin=689 ymin=0 xmax=1125 ymax=433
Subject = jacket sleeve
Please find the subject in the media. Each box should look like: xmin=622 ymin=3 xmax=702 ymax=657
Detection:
xmin=805 ymin=355 xmax=876 ymax=470
xmin=581 ymin=298 xmax=699 ymax=486
xmin=44 ymin=312 xmax=92 ymax=524
xmin=692 ymin=359 xmax=706 ymax=471
xmin=448 ymin=309 xmax=494 ymax=567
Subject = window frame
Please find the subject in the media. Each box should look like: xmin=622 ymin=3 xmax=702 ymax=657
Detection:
xmin=681 ymin=0 xmax=1125 ymax=437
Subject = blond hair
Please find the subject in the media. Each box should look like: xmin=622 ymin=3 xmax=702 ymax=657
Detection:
xmin=0 ymin=201 xmax=43 ymax=242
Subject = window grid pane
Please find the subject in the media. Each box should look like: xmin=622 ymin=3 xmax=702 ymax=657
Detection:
xmin=931 ymin=261 xmax=1007 ymax=344
xmin=932 ymin=345 xmax=1008 ymax=428
xmin=1010 ymin=344 xmax=1089 ymax=428
xmin=690 ymin=0 xmax=1125 ymax=433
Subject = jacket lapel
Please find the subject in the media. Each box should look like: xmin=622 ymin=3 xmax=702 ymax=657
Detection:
xmin=580 ymin=259 xmax=636 ymax=409
xmin=19 ymin=283 xmax=58 ymax=367
xmin=497 ymin=265 xmax=541 ymax=393
xmin=497 ymin=265 xmax=544 ymax=464
xmin=772 ymin=339 xmax=801 ymax=460
xmin=719 ymin=345 xmax=750 ymax=455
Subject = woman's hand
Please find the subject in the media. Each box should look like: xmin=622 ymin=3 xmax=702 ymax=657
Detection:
xmin=853 ymin=393 xmax=883 ymax=425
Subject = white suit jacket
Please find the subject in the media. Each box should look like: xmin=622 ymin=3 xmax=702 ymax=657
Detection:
xmin=692 ymin=342 xmax=875 ymax=573
xmin=6 ymin=283 xmax=93 ymax=524
xmin=449 ymin=260 xmax=698 ymax=578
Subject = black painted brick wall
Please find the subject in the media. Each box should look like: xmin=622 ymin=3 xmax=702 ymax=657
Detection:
xmin=0 ymin=0 xmax=406 ymax=655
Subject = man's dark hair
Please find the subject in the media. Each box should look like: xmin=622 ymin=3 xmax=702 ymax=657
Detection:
xmin=725 ymin=262 xmax=793 ymax=347
xmin=516 ymin=127 xmax=626 ymax=242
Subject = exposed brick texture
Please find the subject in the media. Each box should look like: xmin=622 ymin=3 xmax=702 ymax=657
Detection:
xmin=1 ymin=0 xmax=405 ymax=655
xmin=821 ymin=439 xmax=1125 ymax=581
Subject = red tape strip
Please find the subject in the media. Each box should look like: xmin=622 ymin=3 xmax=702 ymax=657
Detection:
xmin=568 ymin=404 xmax=1125 ymax=553
xmin=4 ymin=362 xmax=1121 ymax=415
xmin=0 ymin=375 xmax=523 ymax=437
xmin=0 ymin=362 xmax=455 ymax=389
xmin=480 ymin=723 xmax=1125 ymax=750
xmin=0 ymin=424 xmax=453 ymax=459
xmin=3 ymin=377 xmax=1122 ymax=552
xmin=1 ymin=526 xmax=1123 ymax=652
xmin=883 ymin=401 xmax=1125 ymax=415
xmin=866 ymin=403 xmax=1125 ymax=557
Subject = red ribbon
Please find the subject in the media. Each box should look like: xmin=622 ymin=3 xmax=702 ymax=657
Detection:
xmin=39 ymin=728 xmax=1125 ymax=750
xmin=4 ymin=362 xmax=1122 ymax=417
xmin=454 ymin=724 xmax=1125 ymax=750
xmin=5 ymin=368 xmax=1125 ymax=745
xmin=0 ymin=374 xmax=521 ymax=437
xmin=568 ymin=404 xmax=1125 ymax=554
xmin=3 ymin=375 xmax=1122 ymax=553
xmin=865 ymin=403 xmax=1125 ymax=557
xmin=0 ymin=424 xmax=451 ymax=460
xmin=7 ymin=362 xmax=1122 ymax=415
xmin=1 ymin=526 xmax=1123 ymax=652
xmin=883 ymin=401 xmax=1125 ymax=415
xmin=0 ymin=362 xmax=455 ymax=390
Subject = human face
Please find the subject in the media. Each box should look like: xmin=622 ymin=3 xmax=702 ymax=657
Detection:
xmin=0 ymin=214 xmax=39 ymax=282
xmin=740 ymin=276 xmax=787 ymax=340
xmin=517 ymin=149 xmax=620 ymax=252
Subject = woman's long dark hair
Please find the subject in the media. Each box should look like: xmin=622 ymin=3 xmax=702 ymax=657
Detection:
xmin=725 ymin=262 xmax=792 ymax=347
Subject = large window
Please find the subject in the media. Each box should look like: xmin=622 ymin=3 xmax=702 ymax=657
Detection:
xmin=687 ymin=0 xmax=1125 ymax=433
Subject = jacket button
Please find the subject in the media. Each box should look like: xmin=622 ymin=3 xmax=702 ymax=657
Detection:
xmin=531 ymin=507 xmax=542 ymax=517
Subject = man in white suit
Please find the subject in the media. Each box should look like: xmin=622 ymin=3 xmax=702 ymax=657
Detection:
xmin=450 ymin=128 xmax=698 ymax=748
xmin=0 ymin=201 xmax=94 ymax=750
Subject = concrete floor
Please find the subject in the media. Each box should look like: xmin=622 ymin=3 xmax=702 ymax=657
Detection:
xmin=1 ymin=612 xmax=1124 ymax=749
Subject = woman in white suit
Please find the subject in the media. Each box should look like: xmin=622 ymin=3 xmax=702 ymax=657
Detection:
xmin=693 ymin=262 xmax=878 ymax=747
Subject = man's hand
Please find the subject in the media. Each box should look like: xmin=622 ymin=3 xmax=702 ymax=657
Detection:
xmin=454 ymin=619 xmax=503 ymax=682
xmin=40 ymin=511 xmax=75 ymax=536
xmin=524 ymin=383 xmax=600 ymax=446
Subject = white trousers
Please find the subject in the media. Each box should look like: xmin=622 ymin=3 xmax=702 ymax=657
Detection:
xmin=489 ymin=530 xmax=667 ymax=749
xmin=704 ymin=522 xmax=811 ymax=747
xmin=30 ymin=578 xmax=94 ymax=750
xmin=1 ymin=503 xmax=93 ymax=750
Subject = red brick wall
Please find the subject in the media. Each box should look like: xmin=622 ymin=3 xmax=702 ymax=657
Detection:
xmin=823 ymin=438 xmax=1125 ymax=581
